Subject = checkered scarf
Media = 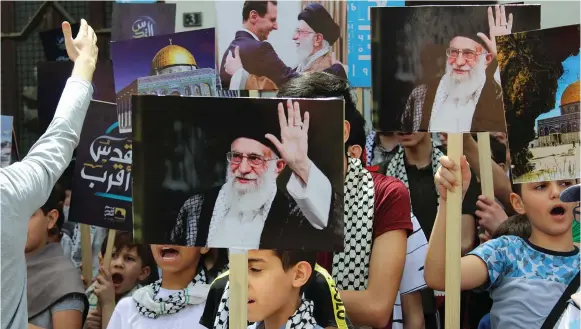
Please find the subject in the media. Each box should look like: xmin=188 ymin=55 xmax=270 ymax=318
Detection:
xmin=133 ymin=270 xmax=209 ymax=319
xmin=213 ymin=284 xmax=318 ymax=329
xmin=332 ymin=157 xmax=374 ymax=290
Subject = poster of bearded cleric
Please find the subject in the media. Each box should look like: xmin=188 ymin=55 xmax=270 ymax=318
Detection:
xmin=131 ymin=96 xmax=345 ymax=251
xmin=69 ymin=101 xmax=133 ymax=232
xmin=216 ymin=1 xmax=347 ymax=91
xmin=370 ymin=4 xmax=540 ymax=133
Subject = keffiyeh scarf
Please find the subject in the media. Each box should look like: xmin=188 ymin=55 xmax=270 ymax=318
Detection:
xmin=133 ymin=270 xmax=209 ymax=319
xmin=214 ymin=285 xmax=318 ymax=329
xmin=332 ymin=157 xmax=374 ymax=290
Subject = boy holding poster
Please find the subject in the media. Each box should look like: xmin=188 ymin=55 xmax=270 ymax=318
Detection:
xmin=424 ymin=155 xmax=579 ymax=329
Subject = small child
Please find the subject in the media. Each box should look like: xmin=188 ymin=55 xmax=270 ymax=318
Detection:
xmin=246 ymin=249 xmax=324 ymax=329
xmin=107 ymin=245 xmax=226 ymax=328
xmin=84 ymin=231 xmax=156 ymax=329
xmin=425 ymin=155 xmax=579 ymax=329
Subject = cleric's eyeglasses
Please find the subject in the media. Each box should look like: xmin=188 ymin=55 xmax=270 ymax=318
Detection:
xmin=294 ymin=29 xmax=316 ymax=36
xmin=446 ymin=47 xmax=484 ymax=61
xmin=226 ymin=151 xmax=277 ymax=167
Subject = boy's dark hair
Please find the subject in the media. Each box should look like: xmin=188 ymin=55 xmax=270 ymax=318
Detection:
xmin=492 ymin=214 xmax=532 ymax=239
xmin=41 ymin=182 xmax=66 ymax=235
xmin=203 ymin=249 xmax=230 ymax=283
xmin=100 ymin=231 xmax=158 ymax=284
xmin=242 ymin=1 xmax=277 ymax=22
xmin=489 ymin=136 xmax=507 ymax=166
xmin=274 ymin=250 xmax=317 ymax=272
xmin=277 ymin=72 xmax=366 ymax=149
xmin=512 ymin=183 xmax=522 ymax=196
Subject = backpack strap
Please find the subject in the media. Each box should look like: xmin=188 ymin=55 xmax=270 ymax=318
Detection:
xmin=541 ymin=270 xmax=580 ymax=329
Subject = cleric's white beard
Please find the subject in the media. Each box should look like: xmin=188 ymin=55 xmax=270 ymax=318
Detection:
xmin=296 ymin=34 xmax=315 ymax=64
xmin=224 ymin=164 xmax=278 ymax=214
xmin=443 ymin=57 xmax=487 ymax=100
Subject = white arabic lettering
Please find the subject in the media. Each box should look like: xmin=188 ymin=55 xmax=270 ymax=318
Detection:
xmin=80 ymin=167 xmax=107 ymax=188
xmin=89 ymin=135 xmax=127 ymax=162
xmin=132 ymin=17 xmax=155 ymax=38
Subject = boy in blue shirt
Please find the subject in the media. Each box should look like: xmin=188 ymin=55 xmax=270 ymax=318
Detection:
xmin=424 ymin=155 xmax=579 ymax=329
xmin=247 ymin=250 xmax=324 ymax=329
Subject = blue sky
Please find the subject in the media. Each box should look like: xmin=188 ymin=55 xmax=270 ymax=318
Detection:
xmin=1 ymin=115 xmax=13 ymax=143
xmin=535 ymin=51 xmax=580 ymax=129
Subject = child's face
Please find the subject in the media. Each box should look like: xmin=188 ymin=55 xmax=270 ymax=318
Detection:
xmin=512 ymin=180 xmax=577 ymax=237
xmin=246 ymin=250 xmax=311 ymax=323
xmin=25 ymin=208 xmax=58 ymax=253
xmin=107 ymin=246 xmax=150 ymax=296
xmin=151 ymin=245 xmax=202 ymax=273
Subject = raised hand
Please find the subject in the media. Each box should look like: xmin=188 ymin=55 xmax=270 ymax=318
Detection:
xmin=93 ymin=266 xmax=116 ymax=308
xmin=477 ymin=5 xmax=513 ymax=59
xmin=266 ymin=99 xmax=311 ymax=183
xmin=225 ymin=46 xmax=243 ymax=75
xmin=62 ymin=19 xmax=98 ymax=65
xmin=476 ymin=195 xmax=509 ymax=234
xmin=435 ymin=155 xmax=471 ymax=201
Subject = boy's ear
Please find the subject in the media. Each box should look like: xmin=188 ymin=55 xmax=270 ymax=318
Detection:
xmin=47 ymin=209 xmax=59 ymax=230
xmin=291 ymin=261 xmax=313 ymax=289
xmin=510 ymin=192 xmax=526 ymax=215
xmin=138 ymin=266 xmax=151 ymax=282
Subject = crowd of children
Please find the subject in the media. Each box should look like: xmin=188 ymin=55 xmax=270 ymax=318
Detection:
xmin=0 ymin=14 xmax=579 ymax=329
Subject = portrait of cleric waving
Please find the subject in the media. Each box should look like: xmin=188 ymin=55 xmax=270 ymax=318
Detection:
xmin=169 ymin=99 xmax=338 ymax=250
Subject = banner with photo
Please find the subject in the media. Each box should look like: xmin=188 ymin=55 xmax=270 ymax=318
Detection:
xmin=37 ymin=61 xmax=115 ymax=135
xmin=1 ymin=115 xmax=14 ymax=168
xmin=497 ymin=24 xmax=580 ymax=184
xmin=111 ymin=2 xmax=176 ymax=41
xmin=111 ymin=28 xmax=217 ymax=133
xmin=371 ymin=4 xmax=540 ymax=133
xmin=132 ymin=95 xmax=345 ymax=251
xmin=215 ymin=1 xmax=347 ymax=91
xmin=69 ymin=100 xmax=133 ymax=231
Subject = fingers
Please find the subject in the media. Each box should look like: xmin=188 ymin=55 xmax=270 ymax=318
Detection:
xmin=303 ymin=111 xmax=310 ymax=132
xmin=292 ymin=101 xmax=301 ymax=127
xmin=477 ymin=195 xmax=495 ymax=206
xmin=495 ymin=5 xmax=501 ymax=26
xmin=477 ymin=33 xmax=492 ymax=48
xmin=277 ymin=102 xmax=287 ymax=128
xmin=487 ymin=7 xmax=494 ymax=28
xmin=265 ymin=134 xmax=284 ymax=157
xmin=500 ymin=5 xmax=506 ymax=26
xmin=435 ymin=169 xmax=455 ymax=192
xmin=508 ymin=13 xmax=514 ymax=31
xmin=460 ymin=155 xmax=471 ymax=183
xmin=286 ymin=99 xmax=293 ymax=126
xmin=476 ymin=211 xmax=486 ymax=221
xmin=439 ymin=156 xmax=458 ymax=171
xmin=234 ymin=46 xmax=240 ymax=58
xmin=79 ymin=19 xmax=88 ymax=38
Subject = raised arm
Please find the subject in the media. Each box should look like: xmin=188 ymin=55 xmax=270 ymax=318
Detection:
xmin=424 ymin=155 xmax=490 ymax=291
xmin=0 ymin=19 xmax=97 ymax=232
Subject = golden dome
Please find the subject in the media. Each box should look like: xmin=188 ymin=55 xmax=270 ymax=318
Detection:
xmin=561 ymin=80 xmax=580 ymax=107
xmin=151 ymin=40 xmax=197 ymax=72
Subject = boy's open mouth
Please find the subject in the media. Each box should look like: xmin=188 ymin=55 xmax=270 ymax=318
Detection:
xmin=112 ymin=273 xmax=124 ymax=285
xmin=248 ymin=299 xmax=255 ymax=304
xmin=161 ymin=247 xmax=179 ymax=259
xmin=550 ymin=205 xmax=566 ymax=216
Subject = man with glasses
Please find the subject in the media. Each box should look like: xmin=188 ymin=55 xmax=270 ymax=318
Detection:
xmin=169 ymin=100 xmax=338 ymax=251
xmin=401 ymin=5 xmax=513 ymax=133
xmin=223 ymin=2 xmax=346 ymax=90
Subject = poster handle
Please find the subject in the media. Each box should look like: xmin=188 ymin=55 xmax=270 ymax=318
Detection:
xmin=81 ymin=223 xmax=93 ymax=289
xmin=229 ymin=248 xmax=249 ymax=328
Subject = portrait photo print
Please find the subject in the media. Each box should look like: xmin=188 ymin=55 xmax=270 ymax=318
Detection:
xmin=132 ymin=96 xmax=345 ymax=251
xmin=371 ymin=4 xmax=540 ymax=133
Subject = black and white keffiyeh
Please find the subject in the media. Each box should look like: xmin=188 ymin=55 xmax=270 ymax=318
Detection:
xmin=332 ymin=157 xmax=374 ymax=290
xmin=133 ymin=270 xmax=209 ymax=319
xmin=214 ymin=284 xmax=318 ymax=329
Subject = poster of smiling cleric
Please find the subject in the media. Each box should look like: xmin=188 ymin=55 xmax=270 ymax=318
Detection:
xmin=216 ymin=1 xmax=347 ymax=91
xmin=497 ymin=25 xmax=580 ymax=184
xmin=111 ymin=2 xmax=176 ymax=42
xmin=111 ymin=28 xmax=217 ymax=133
xmin=371 ymin=4 xmax=540 ymax=133
xmin=69 ymin=100 xmax=133 ymax=232
xmin=131 ymin=96 xmax=345 ymax=251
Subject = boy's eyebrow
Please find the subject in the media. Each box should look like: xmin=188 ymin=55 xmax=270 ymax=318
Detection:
xmin=248 ymin=258 xmax=266 ymax=264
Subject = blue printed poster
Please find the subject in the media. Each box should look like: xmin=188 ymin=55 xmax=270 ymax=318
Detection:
xmin=347 ymin=0 xmax=404 ymax=87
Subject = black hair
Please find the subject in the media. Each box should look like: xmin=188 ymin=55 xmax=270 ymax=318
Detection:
xmin=100 ymin=231 xmax=159 ymax=284
xmin=489 ymin=136 xmax=507 ymax=166
xmin=273 ymin=250 xmax=317 ymax=273
xmin=242 ymin=1 xmax=277 ymax=22
xmin=492 ymin=214 xmax=531 ymax=239
xmin=277 ymin=72 xmax=366 ymax=150
xmin=41 ymin=182 xmax=66 ymax=235
xmin=203 ymin=249 xmax=230 ymax=283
